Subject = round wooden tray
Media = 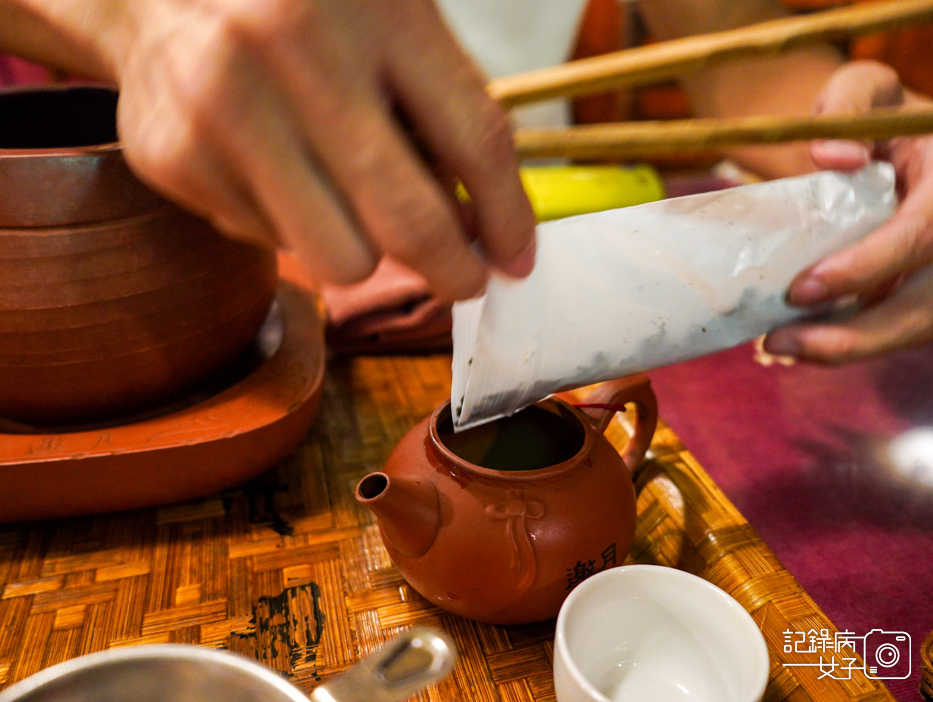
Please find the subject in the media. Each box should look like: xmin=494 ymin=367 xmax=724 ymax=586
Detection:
xmin=0 ymin=256 xmax=325 ymax=522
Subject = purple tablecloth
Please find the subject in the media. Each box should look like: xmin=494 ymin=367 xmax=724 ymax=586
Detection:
xmin=649 ymin=342 xmax=933 ymax=700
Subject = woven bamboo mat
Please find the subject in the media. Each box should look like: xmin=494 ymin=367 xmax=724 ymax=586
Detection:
xmin=0 ymin=354 xmax=894 ymax=701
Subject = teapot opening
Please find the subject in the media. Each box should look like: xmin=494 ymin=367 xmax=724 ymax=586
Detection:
xmin=0 ymin=86 xmax=119 ymax=149
xmin=435 ymin=403 xmax=585 ymax=472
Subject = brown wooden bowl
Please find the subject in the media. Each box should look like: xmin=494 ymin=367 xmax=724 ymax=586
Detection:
xmin=0 ymin=254 xmax=325 ymax=522
xmin=0 ymin=85 xmax=278 ymax=425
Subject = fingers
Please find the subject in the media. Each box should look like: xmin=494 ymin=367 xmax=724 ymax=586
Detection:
xmin=197 ymin=51 xmax=381 ymax=286
xmin=809 ymin=60 xmax=903 ymax=172
xmin=787 ymin=173 xmax=933 ymax=307
xmin=113 ymin=0 xmax=536 ymax=300
xmin=782 ymin=109 xmax=933 ymax=362
xmin=119 ymin=12 xmax=380 ymax=287
xmin=227 ymin=0 xmax=518 ymax=300
xmin=298 ymin=90 xmax=491 ymax=299
xmin=780 ymin=59 xmax=933 ymax=363
xmin=384 ymin=1 xmax=537 ymax=279
xmin=755 ymin=60 xmax=933 ymax=364
xmin=809 ymin=139 xmax=872 ymax=172
xmin=765 ymin=264 xmax=933 ymax=363
xmin=117 ymin=84 xmax=277 ymax=250
xmin=812 ymin=60 xmax=903 ymax=115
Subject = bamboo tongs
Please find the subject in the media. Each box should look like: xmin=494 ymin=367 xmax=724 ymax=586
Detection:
xmin=487 ymin=0 xmax=933 ymax=160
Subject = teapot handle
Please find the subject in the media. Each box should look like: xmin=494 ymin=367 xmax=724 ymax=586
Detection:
xmin=574 ymin=374 xmax=658 ymax=474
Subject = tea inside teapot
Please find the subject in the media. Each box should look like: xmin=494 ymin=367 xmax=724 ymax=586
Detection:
xmin=436 ymin=404 xmax=584 ymax=471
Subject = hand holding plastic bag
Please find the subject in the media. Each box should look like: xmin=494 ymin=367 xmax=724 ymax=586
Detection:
xmin=451 ymin=163 xmax=896 ymax=430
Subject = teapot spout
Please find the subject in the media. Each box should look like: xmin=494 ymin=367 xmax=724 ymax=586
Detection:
xmin=356 ymin=472 xmax=440 ymax=557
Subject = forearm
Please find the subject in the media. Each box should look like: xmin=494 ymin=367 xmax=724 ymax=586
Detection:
xmin=638 ymin=0 xmax=844 ymax=178
xmin=0 ymin=0 xmax=125 ymax=81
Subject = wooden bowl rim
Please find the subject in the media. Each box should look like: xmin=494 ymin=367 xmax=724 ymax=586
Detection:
xmin=0 ymin=142 xmax=121 ymax=158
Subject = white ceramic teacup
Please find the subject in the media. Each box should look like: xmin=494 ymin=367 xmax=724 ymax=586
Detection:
xmin=553 ymin=565 xmax=769 ymax=702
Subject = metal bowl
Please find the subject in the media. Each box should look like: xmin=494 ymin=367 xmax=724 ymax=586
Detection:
xmin=0 ymin=645 xmax=308 ymax=702
xmin=0 ymin=629 xmax=457 ymax=702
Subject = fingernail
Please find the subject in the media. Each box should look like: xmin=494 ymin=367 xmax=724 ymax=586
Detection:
xmin=789 ymin=276 xmax=829 ymax=306
xmin=815 ymin=139 xmax=871 ymax=163
xmin=764 ymin=334 xmax=801 ymax=358
xmin=503 ymin=242 xmax=536 ymax=278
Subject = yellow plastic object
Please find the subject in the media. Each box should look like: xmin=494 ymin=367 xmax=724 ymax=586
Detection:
xmin=520 ymin=164 xmax=665 ymax=222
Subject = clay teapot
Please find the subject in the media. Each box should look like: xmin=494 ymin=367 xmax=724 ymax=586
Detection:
xmin=0 ymin=85 xmax=278 ymax=425
xmin=356 ymin=374 xmax=658 ymax=625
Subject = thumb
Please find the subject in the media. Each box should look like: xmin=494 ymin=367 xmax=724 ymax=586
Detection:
xmin=809 ymin=60 xmax=904 ymax=171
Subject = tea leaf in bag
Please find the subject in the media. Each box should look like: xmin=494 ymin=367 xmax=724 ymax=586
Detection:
xmin=451 ymin=163 xmax=896 ymax=430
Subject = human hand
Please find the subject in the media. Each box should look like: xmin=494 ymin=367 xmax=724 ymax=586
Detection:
xmin=109 ymin=0 xmax=535 ymax=300
xmin=764 ymin=60 xmax=933 ymax=363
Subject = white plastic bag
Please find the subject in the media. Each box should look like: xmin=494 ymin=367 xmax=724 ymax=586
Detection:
xmin=451 ymin=162 xmax=897 ymax=430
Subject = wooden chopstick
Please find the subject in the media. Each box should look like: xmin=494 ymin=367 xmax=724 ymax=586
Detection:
xmin=513 ymin=108 xmax=933 ymax=160
xmin=489 ymin=0 xmax=933 ymax=108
